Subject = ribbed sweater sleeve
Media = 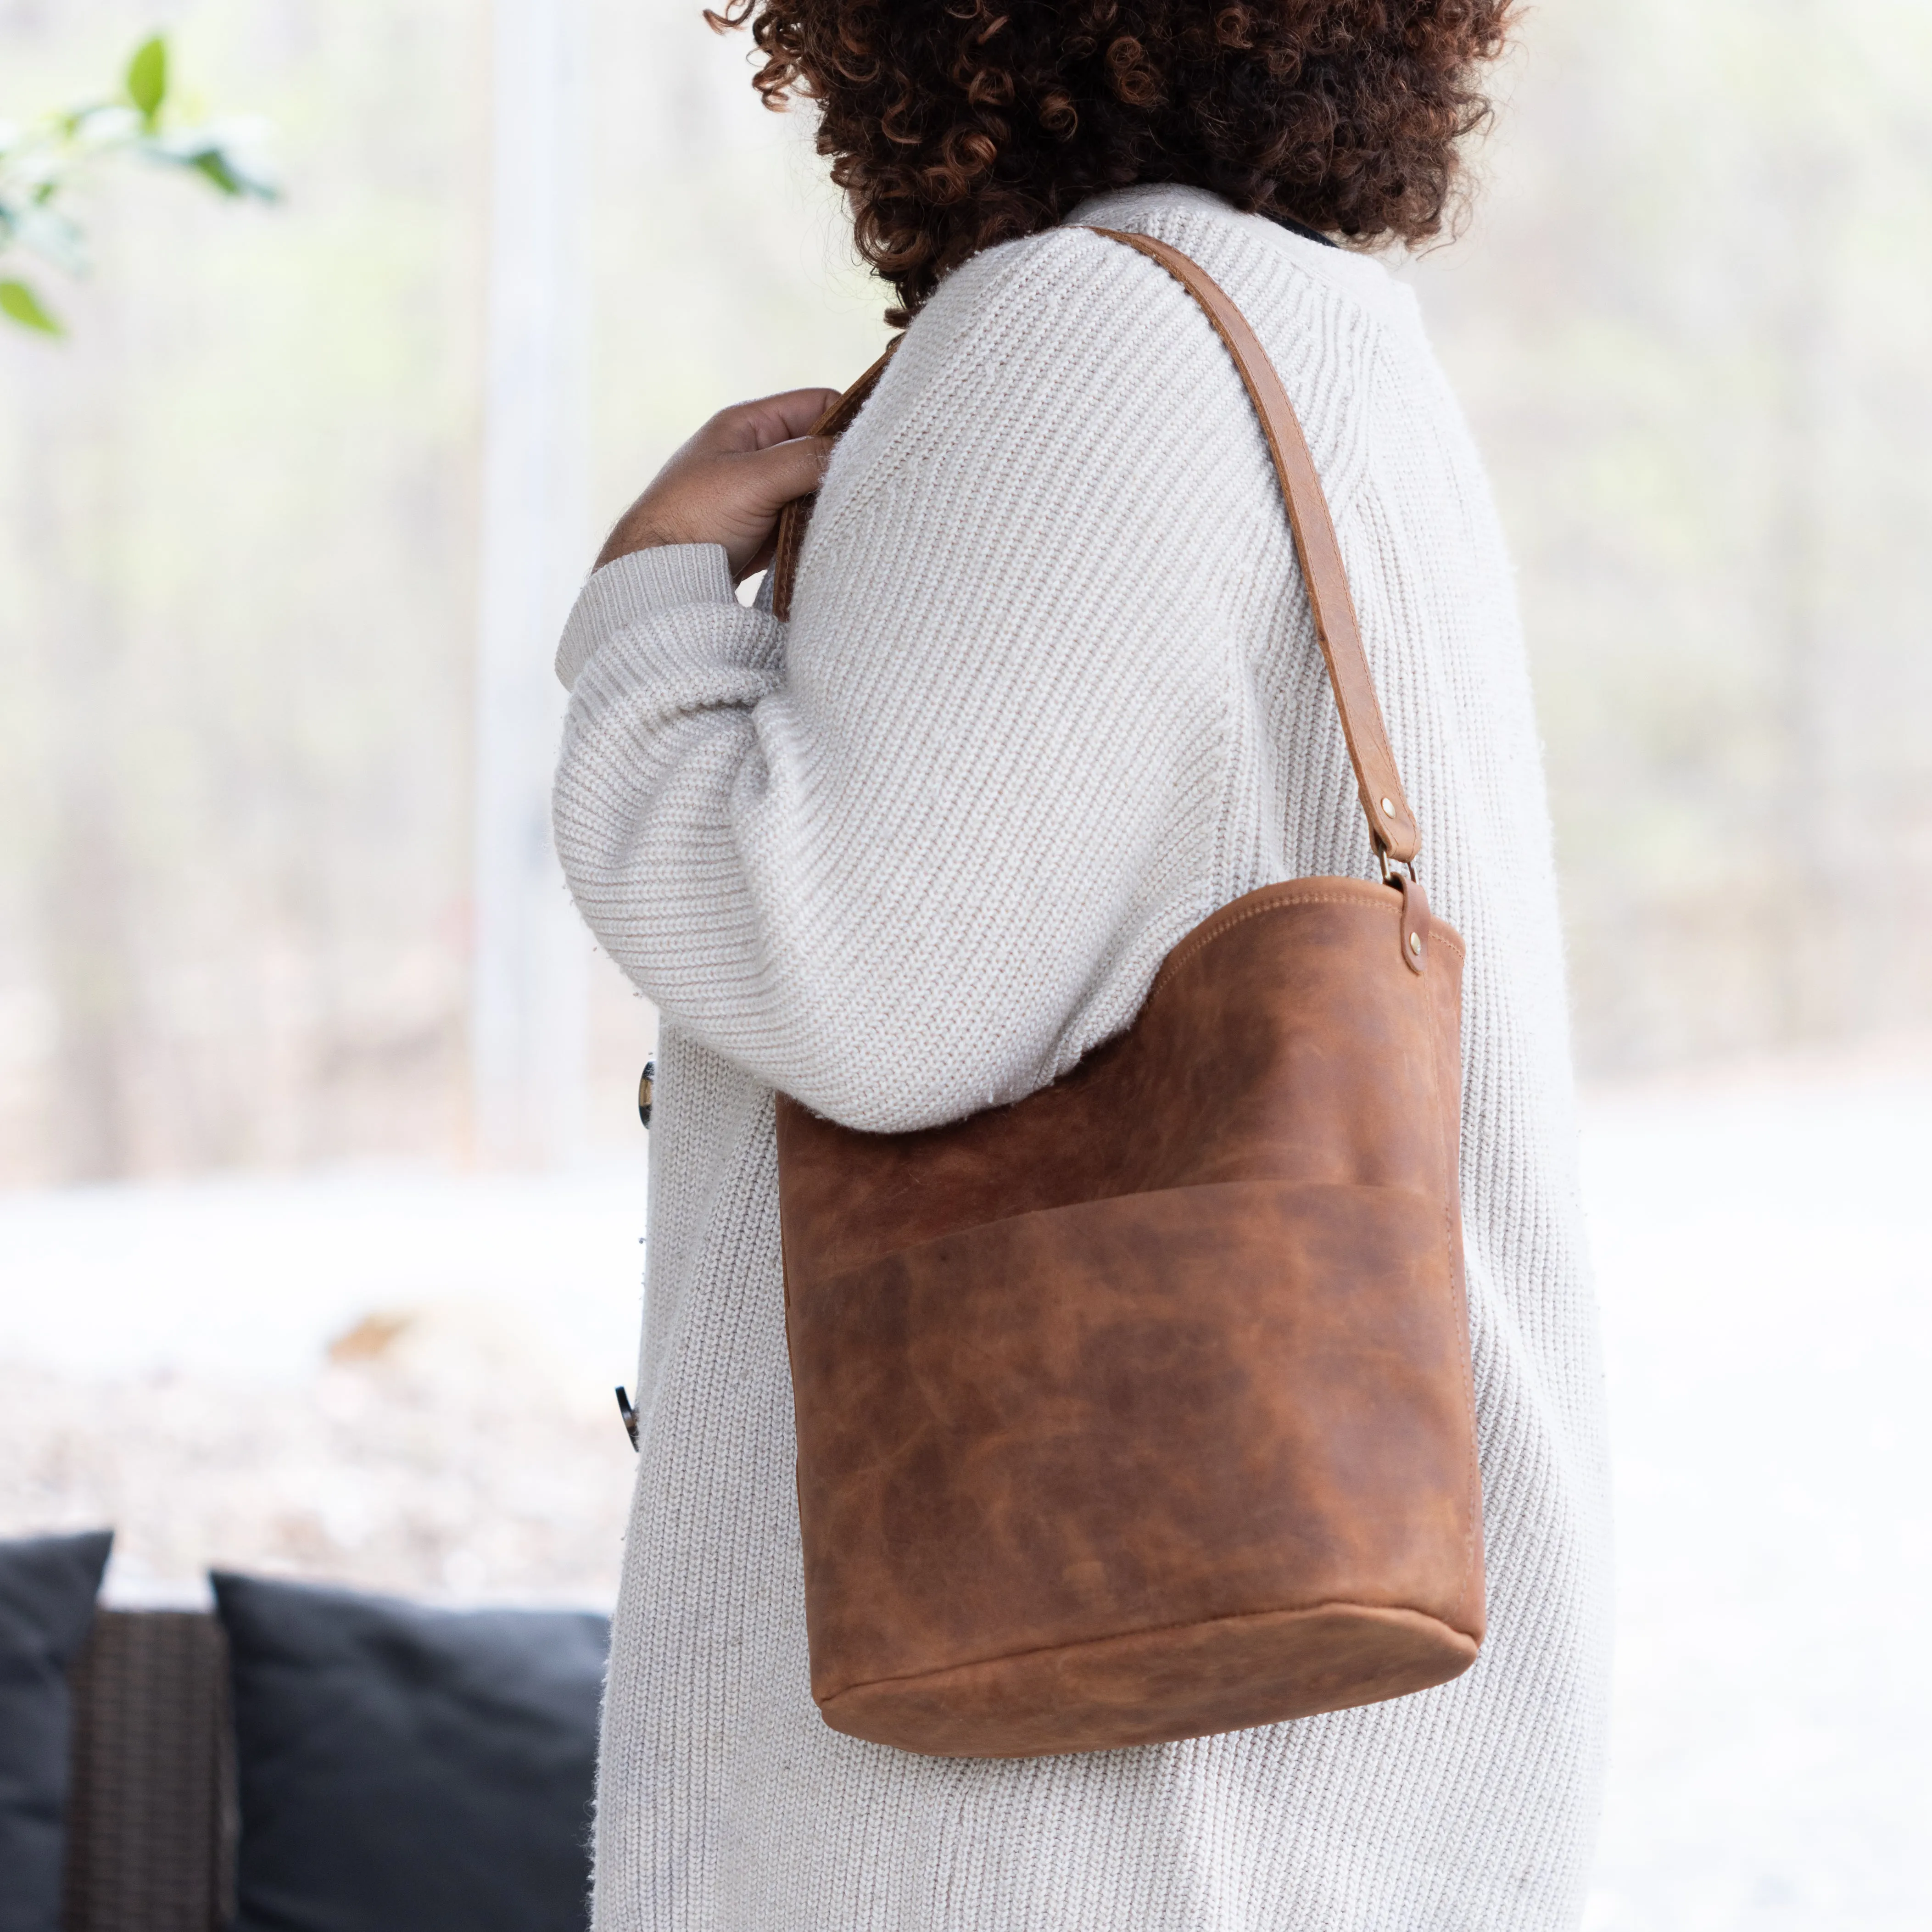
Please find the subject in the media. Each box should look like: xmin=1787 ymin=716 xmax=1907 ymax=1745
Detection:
xmin=551 ymin=228 xmax=1244 ymax=1134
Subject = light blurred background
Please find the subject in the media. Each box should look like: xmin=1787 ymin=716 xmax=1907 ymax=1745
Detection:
xmin=1 ymin=2 xmax=1926 ymax=1925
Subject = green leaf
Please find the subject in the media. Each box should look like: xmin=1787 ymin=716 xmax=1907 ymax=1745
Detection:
xmin=187 ymin=149 xmax=243 ymax=196
xmin=0 ymin=278 xmax=64 ymax=335
xmin=126 ymin=36 xmax=168 ymax=128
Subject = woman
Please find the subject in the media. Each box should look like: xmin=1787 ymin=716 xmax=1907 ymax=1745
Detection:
xmin=553 ymin=2 xmax=1610 ymax=1926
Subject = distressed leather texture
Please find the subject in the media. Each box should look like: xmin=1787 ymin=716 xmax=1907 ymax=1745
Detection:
xmin=774 ymin=235 xmax=1482 ymax=1759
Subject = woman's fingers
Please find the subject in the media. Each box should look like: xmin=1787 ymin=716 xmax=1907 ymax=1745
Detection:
xmin=737 ymin=433 xmax=833 ymax=512
xmin=702 ymin=389 xmax=843 ymax=454
xmin=592 ymin=387 xmax=849 ymax=580
xmin=594 ymin=426 xmax=836 ymax=578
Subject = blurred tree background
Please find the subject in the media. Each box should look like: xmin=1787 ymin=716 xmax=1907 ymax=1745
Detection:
xmin=1413 ymin=0 xmax=1932 ymax=1072
xmin=0 ymin=0 xmax=1926 ymax=1185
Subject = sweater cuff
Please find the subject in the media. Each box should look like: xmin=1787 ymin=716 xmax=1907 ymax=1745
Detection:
xmin=555 ymin=543 xmax=736 ymax=690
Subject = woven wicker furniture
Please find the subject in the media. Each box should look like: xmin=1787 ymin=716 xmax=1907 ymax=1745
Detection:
xmin=61 ymin=1610 xmax=235 ymax=1932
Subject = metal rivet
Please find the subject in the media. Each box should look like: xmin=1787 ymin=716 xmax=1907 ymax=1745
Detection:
xmin=1380 ymin=796 xmax=1396 ymax=818
xmin=1407 ymin=930 xmax=1422 ymax=957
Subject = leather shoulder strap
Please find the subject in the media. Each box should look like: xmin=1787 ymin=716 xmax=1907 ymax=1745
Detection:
xmin=770 ymin=226 xmax=1419 ymax=867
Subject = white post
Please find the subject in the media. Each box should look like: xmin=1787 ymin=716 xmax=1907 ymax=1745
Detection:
xmin=470 ymin=0 xmax=591 ymax=1167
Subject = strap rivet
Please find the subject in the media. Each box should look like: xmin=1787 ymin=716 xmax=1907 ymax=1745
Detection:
xmin=1380 ymin=796 xmax=1396 ymax=818
xmin=1407 ymin=930 xmax=1422 ymax=957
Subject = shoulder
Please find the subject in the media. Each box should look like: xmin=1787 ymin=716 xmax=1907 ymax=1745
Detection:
xmin=807 ymin=188 xmax=1469 ymax=586
xmin=839 ymin=221 xmax=1231 ymax=460
xmin=816 ymin=199 xmax=1354 ymax=505
xmin=1072 ymin=183 xmax=1419 ymax=328
xmin=919 ymin=185 xmax=1423 ymax=346
xmin=833 ymin=189 xmax=1436 ymax=519
xmin=1073 ymin=187 xmax=1469 ymax=511
xmin=811 ymin=220 xmax=1266 ymax=547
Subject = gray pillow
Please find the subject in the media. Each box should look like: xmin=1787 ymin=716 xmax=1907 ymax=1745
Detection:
xmin=0 ymin=1529 xmax=114 ymax=1932
xmin=212 ymin=1571 xmax=608 ymax=1932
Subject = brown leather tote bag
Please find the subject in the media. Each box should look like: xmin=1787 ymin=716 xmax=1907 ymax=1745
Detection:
xmin=766 ymin=229 xmax=1483 ymax=1760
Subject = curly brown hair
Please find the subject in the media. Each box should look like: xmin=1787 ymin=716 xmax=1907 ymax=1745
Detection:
xmin=707 ymin=0 xmax=1513 ymax=324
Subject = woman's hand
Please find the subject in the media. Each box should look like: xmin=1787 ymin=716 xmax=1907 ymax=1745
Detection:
xmin=596 ymin=388 xmax=841 ymax=581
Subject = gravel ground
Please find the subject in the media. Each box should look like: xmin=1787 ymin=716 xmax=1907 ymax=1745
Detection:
xmin=0 ymin=1301 xmax=636 ymax=1606
xmin=2 ymin=1063 xmax=1926 ymax=1925
xmin=0 ymin=1163 xmax=648 ymax=1606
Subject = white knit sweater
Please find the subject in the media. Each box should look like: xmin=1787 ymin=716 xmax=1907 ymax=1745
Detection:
xmin=553 ymin=184 xmax=1611 ymax=1931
